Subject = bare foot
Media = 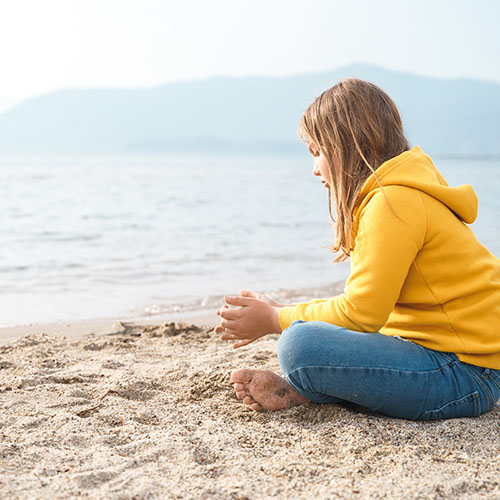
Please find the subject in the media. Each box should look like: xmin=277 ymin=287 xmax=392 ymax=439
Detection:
xmin=231 ymin=369 xmax=310 ymax=411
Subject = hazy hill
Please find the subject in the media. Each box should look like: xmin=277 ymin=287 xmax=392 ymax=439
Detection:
xmin=0 ymin=64 xmax=499 ymax=155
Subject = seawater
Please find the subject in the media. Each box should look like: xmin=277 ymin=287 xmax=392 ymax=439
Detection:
xmin=0 ymin=153 xmax=499 ymax=327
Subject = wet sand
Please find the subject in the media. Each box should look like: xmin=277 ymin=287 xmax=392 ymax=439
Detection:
xmin=0 ymin=321 xmax=499 ymax=499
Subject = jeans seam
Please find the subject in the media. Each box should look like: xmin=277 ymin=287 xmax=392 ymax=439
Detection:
xmin=462 ymin=363 xmax=494 ymax=408
xmin=489 ymin=372 xmax=500 ymax=391
xmin=287 ymin=363 xmax=454 ymax=376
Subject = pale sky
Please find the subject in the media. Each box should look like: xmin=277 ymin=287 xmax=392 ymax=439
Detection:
xmin=0 ymin=0 xmax=499 ymax=111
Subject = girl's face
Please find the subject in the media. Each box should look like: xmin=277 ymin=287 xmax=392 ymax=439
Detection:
xmin=308 ymin=142 xmax=332 ymax=190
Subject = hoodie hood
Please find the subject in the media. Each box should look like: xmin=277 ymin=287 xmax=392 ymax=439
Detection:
xmin=354 ymin=146 xmax=478 ymax=224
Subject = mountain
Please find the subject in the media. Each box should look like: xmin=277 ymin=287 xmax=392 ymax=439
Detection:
xmin=0 ymin=64 xmax=499 ymax=155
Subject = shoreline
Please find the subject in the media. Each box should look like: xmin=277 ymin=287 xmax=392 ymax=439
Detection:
xmin=0 ymin=309 xmax=220 ymax=345
xmin=0 ymin=281 xmax=347 ymax=345
xmin=0 ymin=281 xmax=349 ymax=345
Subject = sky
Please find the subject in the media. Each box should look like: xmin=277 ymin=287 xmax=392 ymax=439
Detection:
xmin=0 ymin=0 xmax=499 ymax=111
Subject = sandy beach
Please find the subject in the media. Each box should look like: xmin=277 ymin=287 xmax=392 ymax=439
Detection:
xmin=1 ymin=319 xmax=499 ymax=500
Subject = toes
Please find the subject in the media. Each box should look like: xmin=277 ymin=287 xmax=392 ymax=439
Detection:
xmin=235 ymin=390 xmax=247 ymax=399
xmin=234 ymin=382 xmax=249 ymax=400
xmin=243 ymin=395 xmax=257 ymax=406
xmin=241 ymin=393 xmax=262 ymax=411
xmin=231 ymin=369 xmax=254 ymax=384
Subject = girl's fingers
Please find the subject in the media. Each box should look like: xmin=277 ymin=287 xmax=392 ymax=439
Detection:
xmin=233 ymin=339 xmax=255 ymax=349
xmin=219 ymin=307 xmax=241 ymax=320
xmin=220 ymin=318 xmax=236 ymax=329
xmin=217 ymin=304 xmax=230 ymax=316
xmin=214 ymin=325 xmax=225 ymax=333
xmin=220 ymin=330 xmax=246 ymax=341
xmin=224 ymin=295 xmax=253 ymax=307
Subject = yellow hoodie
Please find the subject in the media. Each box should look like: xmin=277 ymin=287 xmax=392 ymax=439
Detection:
xmin=279 ymin=146 xmax=500 ymax=369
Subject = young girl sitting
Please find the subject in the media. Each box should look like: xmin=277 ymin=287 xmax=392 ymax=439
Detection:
xmin=215 ymin=78 xmax=500 ymax=420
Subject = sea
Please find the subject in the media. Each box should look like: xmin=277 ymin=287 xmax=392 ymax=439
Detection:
xmin=1 ymin=152 xmax=499 ymax=327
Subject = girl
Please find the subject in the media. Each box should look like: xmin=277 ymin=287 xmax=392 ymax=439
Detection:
xmin=215 ymin=78 xmax=500 ymax=420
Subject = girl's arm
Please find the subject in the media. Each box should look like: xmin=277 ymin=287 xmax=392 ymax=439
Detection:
xmin=280 ymin=186 xmax=427 ymax=332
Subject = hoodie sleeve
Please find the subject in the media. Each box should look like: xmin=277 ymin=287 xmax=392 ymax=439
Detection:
xmin=279 ymin=186 xmax=427 ymax=332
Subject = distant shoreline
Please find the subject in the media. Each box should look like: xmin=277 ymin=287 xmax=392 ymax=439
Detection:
xmin=1 ymin=65 xmax=500 ymax=156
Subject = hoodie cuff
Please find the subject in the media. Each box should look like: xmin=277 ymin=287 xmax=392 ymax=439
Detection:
xmin=279 ymin=306 xmax=296 ymax=331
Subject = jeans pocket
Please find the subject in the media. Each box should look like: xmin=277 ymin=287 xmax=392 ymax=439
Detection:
xmin=419 ymin=391 xmax=480 ymax=421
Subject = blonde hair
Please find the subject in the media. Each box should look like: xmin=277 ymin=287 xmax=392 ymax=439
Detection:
xmin=299 ymin=78 xmax=409 ymax=261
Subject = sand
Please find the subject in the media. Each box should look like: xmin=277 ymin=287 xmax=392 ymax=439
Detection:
xmin=0 ymin=310 xmax=220 ymax=345
xmin=0 ymin=321 xmax=499 ymax=500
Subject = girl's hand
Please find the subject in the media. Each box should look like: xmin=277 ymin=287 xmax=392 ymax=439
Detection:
xmin=214 ymin=295 xmax=282 ymax=349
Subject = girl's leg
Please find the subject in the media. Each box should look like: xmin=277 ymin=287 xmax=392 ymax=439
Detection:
xmin=277 ymin=321 xmax=500 ymax=420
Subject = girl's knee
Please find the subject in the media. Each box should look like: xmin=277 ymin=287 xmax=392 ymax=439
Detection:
xmin=278 ymin=321 xmax=307 ymax=374
xmin=278 ymin=320 xmax=341 ymax=375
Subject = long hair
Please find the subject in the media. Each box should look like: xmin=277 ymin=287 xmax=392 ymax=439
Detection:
xmin=299 ymin=78 xmax=409 ymax=261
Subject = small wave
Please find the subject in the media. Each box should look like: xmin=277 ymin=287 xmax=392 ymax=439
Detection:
xmin=139 ymin=280 xmax=346 ymax=319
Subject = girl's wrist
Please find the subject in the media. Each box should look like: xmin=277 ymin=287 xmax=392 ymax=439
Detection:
xmin=272 ymin=306 xmax=283 ymax=333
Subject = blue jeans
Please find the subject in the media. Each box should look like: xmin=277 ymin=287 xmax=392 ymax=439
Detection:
xmin=277 ymin=321 xmax=500 ymax=420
